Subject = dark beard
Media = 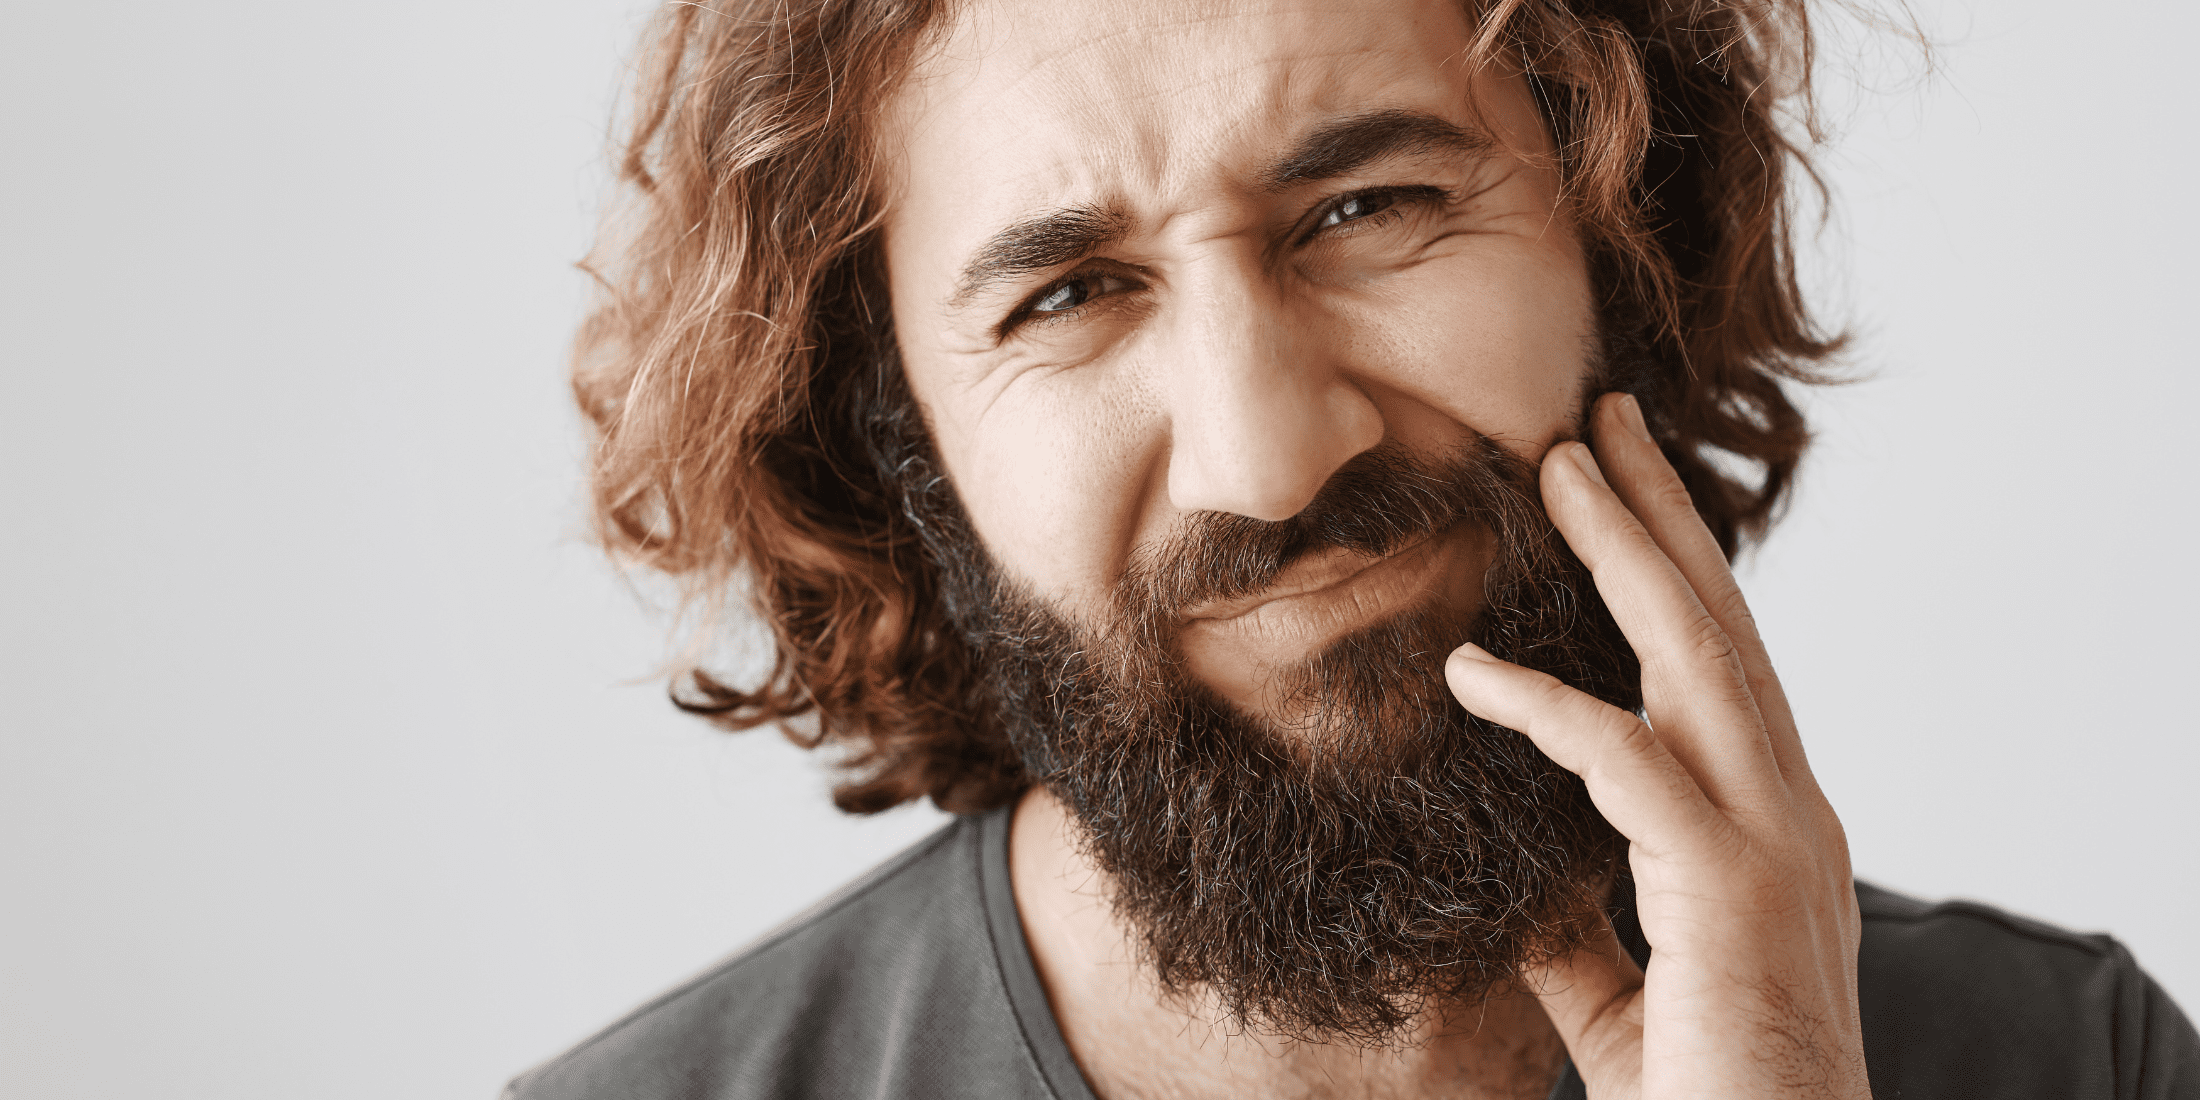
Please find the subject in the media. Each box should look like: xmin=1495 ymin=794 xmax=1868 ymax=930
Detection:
xmin=856 ymin=358 xmax=1642 ymax=1044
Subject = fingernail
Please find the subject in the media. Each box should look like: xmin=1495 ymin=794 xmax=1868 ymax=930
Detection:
xmin=1617 ymin=394 xmax=1653 ymax=444
xmin=1450 ymin=643 xmax=1497 ymax=664
xmin=1570 ymin=443 xmax=1610 ymax=488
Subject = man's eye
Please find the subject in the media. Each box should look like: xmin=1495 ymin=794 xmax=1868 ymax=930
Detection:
xmin=1315 ymin=192 xmax=1397 ymax=231
xmin=1034 ymin=279 xmax=1090 ymax=313
xmin=1032 ymin=273 xmax=1128 ymax=314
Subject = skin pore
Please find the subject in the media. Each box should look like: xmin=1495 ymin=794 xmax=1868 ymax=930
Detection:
xmin=880 ymin=0 xmax=1599 ymax=1094
xmin=880 ymin=0 xmax=1869 ymax=1098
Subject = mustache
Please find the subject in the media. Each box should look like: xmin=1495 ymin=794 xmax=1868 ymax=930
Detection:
xmin=1116 ymin=436 xmax=1546 ymax=621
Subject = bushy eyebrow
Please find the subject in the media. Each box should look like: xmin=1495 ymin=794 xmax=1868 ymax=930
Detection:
xmin=949 ymin=205 xmax=1129 ymax=309
xmin=947 ymin=109 xmax=1492 ymax=312
xmin=1259 ymin=108 xmax=1494 ymax=191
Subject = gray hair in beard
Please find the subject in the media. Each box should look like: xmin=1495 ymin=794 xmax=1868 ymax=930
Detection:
xmin=858 ymin=357 xmax=1643 ymax=1044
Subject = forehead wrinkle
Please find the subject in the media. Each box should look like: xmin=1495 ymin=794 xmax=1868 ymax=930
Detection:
xmin=951 ymin=6 xmax=1419 ymax=171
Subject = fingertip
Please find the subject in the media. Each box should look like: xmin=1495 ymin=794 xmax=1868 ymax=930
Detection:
xmin=1445 ymin=643 xmax=1499 ymax=699
xmin=1569 ymin=442 xmax=1610 ymax=489
xmin=1615 ymin=393 xmax=1653 ymax=444
xmin=1540 ymin=440 xmax=1596 ymax=480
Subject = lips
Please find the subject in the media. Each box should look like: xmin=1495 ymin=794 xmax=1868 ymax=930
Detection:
xmin=1181 ymin=533 xmax=1440 ymax=624
xmin=1179 ymin=524 xmax=1488 ymax=657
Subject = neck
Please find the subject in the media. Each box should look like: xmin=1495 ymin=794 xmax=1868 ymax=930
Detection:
xmin=1008 ymin=786 xmax=1567 ymax=1100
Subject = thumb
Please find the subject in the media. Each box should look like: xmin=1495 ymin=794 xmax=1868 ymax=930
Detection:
xmin=1525 ymin=913 xmax=1646 ymax=1092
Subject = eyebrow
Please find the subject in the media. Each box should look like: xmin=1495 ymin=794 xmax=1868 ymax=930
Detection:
xmin=949 ymin=204 xmax=1129 ymax=309
xmin=947 ymin=109 xmax=1492 ymax=311
xmin=1259 ymin=108 xmax=1494 ymax=191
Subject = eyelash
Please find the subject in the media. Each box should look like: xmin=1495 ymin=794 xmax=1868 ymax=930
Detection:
xmin=1006 ymin=186 xmax=1445 ymax=332
xmin=1295 ymin=188 xmax=1410 ymax=243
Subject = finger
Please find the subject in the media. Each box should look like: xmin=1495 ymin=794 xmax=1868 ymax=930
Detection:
xmin=1590 ymin=393 xmax=1810 ymax=784
xmin=1521 ymin=910 xmax=1645 ymax=1094
xmin=1540 ymin=442 xmax=1783 ymax=806
xmin=1446 ymin=643 xmax=1727 ymax=858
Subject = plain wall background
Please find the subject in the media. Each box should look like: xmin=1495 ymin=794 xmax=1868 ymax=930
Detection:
xmin=2 ymin=0 xmax=2193 ymax=1095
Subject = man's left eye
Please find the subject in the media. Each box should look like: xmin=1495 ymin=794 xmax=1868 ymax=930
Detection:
xmin=1315 ymin=192 xmax=1397 ymax=230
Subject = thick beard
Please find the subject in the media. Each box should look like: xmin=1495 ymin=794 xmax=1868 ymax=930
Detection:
xmin=856 ymin=357 xmax=1643 ymax=1045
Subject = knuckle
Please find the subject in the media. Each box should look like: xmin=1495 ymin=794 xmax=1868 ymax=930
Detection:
xmin=1592 ymin=710 xmax=1662 ymax=769
xmin=1684 ymin=611 xmax=1742 ymax=669
xmin=1524 ymin=669 xmax=1576 ymax=711
xmin=1646 ymin=468 xmax=1699 ymax=517
xmin=1705 ymin=582 xmax=1758 ymax=633
xmin=1575 ymin=500 xmax=1654 ymax=564
xmin=1613 ymin=509 xmax=1660 ymax=554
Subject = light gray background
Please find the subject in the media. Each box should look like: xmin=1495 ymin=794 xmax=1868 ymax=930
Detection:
xmin=3 ymin=1 xmax=2193 ymax=1096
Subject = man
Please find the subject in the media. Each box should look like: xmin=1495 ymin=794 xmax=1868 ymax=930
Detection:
xmin=512 ymin=0 xmax=2200 ymax=1095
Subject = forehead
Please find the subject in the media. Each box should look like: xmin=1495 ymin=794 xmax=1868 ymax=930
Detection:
xmin=881 ymin=0 xmax=1484 ymax=267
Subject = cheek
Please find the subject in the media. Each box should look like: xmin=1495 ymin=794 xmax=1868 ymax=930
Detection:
xmin=922 ymin=362 xmax=1162 ymax=612
xmin=1341 ymin=234 xmax=1594 ymax=446
xmin=885 ymin=229 xmax=1159 ymax=617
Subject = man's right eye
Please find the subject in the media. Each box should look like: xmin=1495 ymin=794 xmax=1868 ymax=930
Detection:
xmin=1034 ymin=278 xmax=1094 ymax=313
xmin=1027 ymin=272 xmax=1133 ymax=318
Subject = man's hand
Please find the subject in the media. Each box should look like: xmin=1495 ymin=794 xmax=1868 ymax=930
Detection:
xmin=1444 ymin=392 xmax=1868 ymax=1099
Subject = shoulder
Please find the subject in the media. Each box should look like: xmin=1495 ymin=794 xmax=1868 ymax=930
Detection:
xmin=1853 ymin=881 xmax=2199 ymax=1100
xmin=505 ymin=811 xmax=1059 ymax=1100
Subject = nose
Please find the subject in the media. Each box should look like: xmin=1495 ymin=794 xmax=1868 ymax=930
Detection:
xmin=1163 ymin=259 xmax=1383 ymax=522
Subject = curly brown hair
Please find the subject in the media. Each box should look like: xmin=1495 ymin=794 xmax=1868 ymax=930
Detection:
xmin=574 ymin=0 xmax=1843 ymax=815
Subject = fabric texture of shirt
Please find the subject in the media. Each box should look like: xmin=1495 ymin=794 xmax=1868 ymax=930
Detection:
xmin=505 ymin=807 xmax=2200 ymax=1099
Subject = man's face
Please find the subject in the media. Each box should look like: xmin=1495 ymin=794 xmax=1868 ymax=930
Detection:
xmin=881 ymin=0 xmax=1597 ymax=721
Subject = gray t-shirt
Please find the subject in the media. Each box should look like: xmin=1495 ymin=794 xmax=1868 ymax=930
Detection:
xmin=505 ymin=807 xmax=2199 ymax=1099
